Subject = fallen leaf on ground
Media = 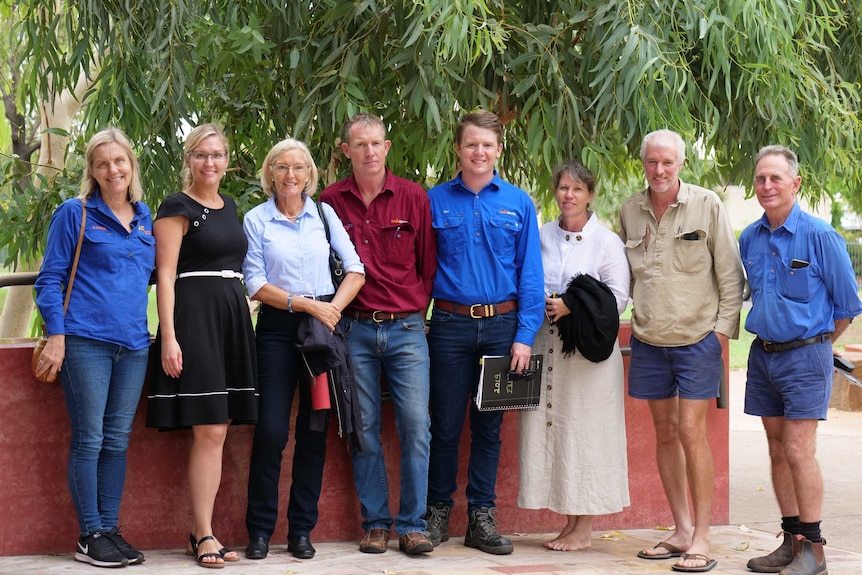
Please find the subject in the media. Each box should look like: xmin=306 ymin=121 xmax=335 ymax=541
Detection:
xmin=599 ymin=530 xmax=626 ymax=541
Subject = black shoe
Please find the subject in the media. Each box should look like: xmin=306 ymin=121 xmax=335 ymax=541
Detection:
xmin=464 ymin=507 xmax=513 ymax=555
xmin=423 ymin=503 xmax=451 ymax=547
xmin=245 ymin=536 xmax=269 ymax=560
xmin=104 ymin=526 xmax=145 ymax=565
xmin=74 ymin=530 xmax=129 ymax=568
xmin=287 ymin=535 xmax=315 ymax=559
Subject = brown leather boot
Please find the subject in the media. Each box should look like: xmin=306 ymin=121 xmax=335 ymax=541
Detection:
xmin=779 ymin=536 xmax=827 ymax=575
xmin=748 ymin=532 xmax=798 ymax=572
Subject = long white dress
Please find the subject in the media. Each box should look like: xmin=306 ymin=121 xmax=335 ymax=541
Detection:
xmin=518 ymin=213 xmax=631 ymax=515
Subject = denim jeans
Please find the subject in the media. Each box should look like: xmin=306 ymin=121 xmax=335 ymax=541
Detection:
xmin=427 ymin=309 xmax=518 ymax=512
xmin=342 ymin=312 xmax=431 ymax=536
xmin=60 ymin=335 xmax=149 ymax=535
xmin=246 ymin=306 xmax=328 ymax=540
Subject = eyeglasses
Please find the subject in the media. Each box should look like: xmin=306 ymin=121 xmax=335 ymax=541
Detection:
xmin=272 ymin=164 xmax=308 ymax=175
xmin=507 ymin=369 xmax=536 ymax=381
xmin=188 ymin=152 xmax=227 ymax=162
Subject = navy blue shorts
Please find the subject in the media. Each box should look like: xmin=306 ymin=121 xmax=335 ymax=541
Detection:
xmin=628 ymin=333 xmax=722 ymax=400
xmin=744 ymin=340 xmax=833 ymax=420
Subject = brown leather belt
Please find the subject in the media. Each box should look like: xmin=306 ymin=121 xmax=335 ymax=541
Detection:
xmin=347 ymin=309 xmax=414 ymax=322
xmin=434 ymin=299 xmax=517 ymax=319
xmin=756 ymin=333 xmax=831 ymax=353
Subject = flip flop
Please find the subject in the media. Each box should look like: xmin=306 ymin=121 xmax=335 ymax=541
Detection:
xmin=637 ymin=541 xmax=685 ymax=560
xmin=671 ymin=553 xmax=717 ymax=572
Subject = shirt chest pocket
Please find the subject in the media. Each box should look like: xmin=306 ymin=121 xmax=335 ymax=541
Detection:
xmin=778 ymin=261 xmax=814 ymax=302
xmin=378 ymin=222 xmax=415 ymax=266
xmin=432 ymin=214 xmax=466 ymax=256
xmin=625 ymin=237 xmax=647 ymax=274
xmin=84 ymin=228 xmax=122 ymax=273
xmin=672 ymin=229 xmax=709 ymax=274
xmin=488 ymin=213 xmax=521 ymax=253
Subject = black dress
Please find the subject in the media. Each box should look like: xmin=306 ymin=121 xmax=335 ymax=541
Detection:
xmin=146 ymin=192 xmax=258 ymax=429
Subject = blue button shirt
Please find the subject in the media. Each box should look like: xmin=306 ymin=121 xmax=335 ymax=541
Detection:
xmin=429 ymin=172 xmax=544 ymax=346
xmin=740 ymin=203 xmax=862 ymax=342
xmin=242 ymin=194 xmax=364 ymax=298
xmin=35 ymin=193 xmax=155 ymax=350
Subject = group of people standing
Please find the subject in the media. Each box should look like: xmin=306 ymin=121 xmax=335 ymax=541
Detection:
xmin=33 ymin=113 xmax=859 ymax=575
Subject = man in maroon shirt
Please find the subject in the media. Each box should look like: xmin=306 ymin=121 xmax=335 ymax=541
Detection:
xmin=320 ymin=113 xmax=437 ymax=555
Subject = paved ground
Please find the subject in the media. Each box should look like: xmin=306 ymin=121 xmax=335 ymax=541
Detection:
xmin=2 ymin=368 xmax=860 ymax=574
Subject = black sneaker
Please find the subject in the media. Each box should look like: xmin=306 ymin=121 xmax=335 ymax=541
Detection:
xmin=464 ymin=507 xmax=513 ymax=555
xmin=423 ymin=503 xmax=450 ymax=547
xmin=104 ymin=526 xmax=145 ymax=565
xmin=75 ymin=530 xmax=129 ymax=568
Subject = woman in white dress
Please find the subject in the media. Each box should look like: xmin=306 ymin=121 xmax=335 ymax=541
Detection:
xmin=518 ymin=160 xmax=630 ymax=551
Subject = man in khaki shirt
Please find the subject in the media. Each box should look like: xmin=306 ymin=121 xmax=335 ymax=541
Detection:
xmin=620 ymin=129 xmax=744 ymax=573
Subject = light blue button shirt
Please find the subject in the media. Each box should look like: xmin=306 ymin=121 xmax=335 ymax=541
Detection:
xmin=242 ymin=194 xmax=364 ymax=298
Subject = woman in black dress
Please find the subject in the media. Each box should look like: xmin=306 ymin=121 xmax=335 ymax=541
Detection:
xmin=147 ymin=123 xmax=257 ymax=569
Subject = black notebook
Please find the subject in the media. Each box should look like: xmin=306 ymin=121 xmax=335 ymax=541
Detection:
xmin=475 ymin=354 xmax=543 ymax=411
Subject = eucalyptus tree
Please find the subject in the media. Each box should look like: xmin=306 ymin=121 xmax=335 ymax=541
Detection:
xmin=2 ymin=0 xmax=861 ymax=308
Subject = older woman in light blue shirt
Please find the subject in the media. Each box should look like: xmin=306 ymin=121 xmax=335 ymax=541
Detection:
xmin=242 ymin=138 xmax=364 ymax=561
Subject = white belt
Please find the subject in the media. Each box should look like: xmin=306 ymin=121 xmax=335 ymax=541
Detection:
xmin=177 ymin=270 xmax=243 ymax=280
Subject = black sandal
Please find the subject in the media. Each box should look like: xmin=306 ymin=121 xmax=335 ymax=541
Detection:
xmin=187 ymin=533 xmax=238 ymax=562
xmin=194 ymin=535 xmax=225 ymax=569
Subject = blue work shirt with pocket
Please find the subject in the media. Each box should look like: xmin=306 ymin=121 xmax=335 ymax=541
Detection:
xmin=740 ymin=202 xmax=862 ymax=342
xmin=428 ymin=171 xmax=544 ymax=346
xmin=35 ymin=192 xmax=155 ymax=350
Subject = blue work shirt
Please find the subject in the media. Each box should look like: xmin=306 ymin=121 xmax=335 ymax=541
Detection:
xmin=35 ymin=192 xmax=155 ymax=350
xmin=740 ymin=203 xmax=862 ymax=342
xmin=429 ymin=171 xmax=544 ymax=346
xmin=242 ymin=194 xmax=364 ymax=299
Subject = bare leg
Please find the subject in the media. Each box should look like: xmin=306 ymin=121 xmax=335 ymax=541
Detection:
xmin=639 ymin=398 xmax=693 ymax=557
xmin=762 ymin=417 xmax=801 ymax=517
xmin=780 ymin=419 xmax=822 ymax=522
xmin=189 ymin=423 xmax=229 ymax=567
xmin=674 ymin=398 xmax=713 ymax=570
xmin=547 ymin=515 xmax=593 ymax=551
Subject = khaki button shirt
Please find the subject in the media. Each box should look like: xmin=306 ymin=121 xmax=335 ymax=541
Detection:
xmin=619 ymin=181 xmax=744 ymax=347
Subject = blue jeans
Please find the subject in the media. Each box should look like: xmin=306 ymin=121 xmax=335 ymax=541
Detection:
xmin=246 ymin=306 xmax=328 ymax=540
xmin=427 ymin=309 xmax=518 ymax=512
xmin=342 ymin=313 xmax=431 ymax=536
xmin=60 ymin=335 xmax=149 ymax=535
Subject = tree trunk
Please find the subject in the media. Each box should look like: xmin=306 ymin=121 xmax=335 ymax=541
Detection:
xmin=0 ymin=72 xmax=92 ymax=339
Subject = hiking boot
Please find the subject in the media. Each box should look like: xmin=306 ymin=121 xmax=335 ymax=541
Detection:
xmin=423 ymin=503 xmax=450 ymax=547
xmin=104 ymin=526 xmax=145 ymax=564
xmin=74 ymin=530 xmax=129 ymax=568
xmin=464 ymin=507 xmax=513 ymax=555
xmin=748 ymin=531 xmax=797 ymax=572
xmin=398 ymin=531 xmax=434 ymax=554
xmin=780 ymin=536 xmax=827 ymax=575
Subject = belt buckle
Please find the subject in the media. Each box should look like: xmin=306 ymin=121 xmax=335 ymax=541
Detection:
xmin=470 ymin=304 xmax=492 ymax=319
xmin=763 ymin=340 xmax=774 ymax=351
xmin=220 ymin=270 xmax=233 ymax=278
xmin=371 ymin=311 xmax=385 ymax=323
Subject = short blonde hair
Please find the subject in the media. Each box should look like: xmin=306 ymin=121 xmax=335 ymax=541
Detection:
xmin=79 ymin=128 xmax=143 ymax=203
xmin=181 ymin=124 xmax=230 ymax=190
xmin=260 ymin=138 xmax=319 ymax=198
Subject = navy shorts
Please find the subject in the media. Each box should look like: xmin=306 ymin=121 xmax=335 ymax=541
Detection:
xmin=744 ymin=340 xmax=833 ymax=420
xmin=628 ymin=333 xmax=722 ymax=400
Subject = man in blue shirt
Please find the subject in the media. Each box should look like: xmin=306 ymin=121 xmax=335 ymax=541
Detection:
xmin=740 ymin=145 xmax=862 ymax=575
xmin=425 ymin=110 xmax=544 ymax=555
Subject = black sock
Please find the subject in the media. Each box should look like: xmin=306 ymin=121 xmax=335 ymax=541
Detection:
xmin=781 ymin=515 xmax=801 ymax=535
xmin=799 ymin=521 xmax=822 ymax=543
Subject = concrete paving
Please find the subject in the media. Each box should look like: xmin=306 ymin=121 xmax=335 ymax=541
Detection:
xmin=2 ymin=368 xmax=860 ymax=574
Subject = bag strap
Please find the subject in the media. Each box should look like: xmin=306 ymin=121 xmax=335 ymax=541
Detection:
xmin=62 ymin=198 xmax=87 ymax=315
xmin=315 ymin=200 xmax=332 ymax=245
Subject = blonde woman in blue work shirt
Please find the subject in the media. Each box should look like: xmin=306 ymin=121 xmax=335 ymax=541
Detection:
xmin=242 ymin=138 xmax=364 ymax=561
xmin=35 ymin=128 xmax=154 ymax=568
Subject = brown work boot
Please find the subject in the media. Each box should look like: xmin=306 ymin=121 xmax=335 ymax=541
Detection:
xmin=398 ymin=531 xmax=434 ymax=555
xmin=359 ymin=528 xmax=390 ymax=554
xmin=748 ymin=532 xmax=798 ymax=572
xmin=779 ymin=536 xmax=826 ymax=575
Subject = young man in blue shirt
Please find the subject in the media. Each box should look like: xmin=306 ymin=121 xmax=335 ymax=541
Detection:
xmin=424 ymin=110 xmax=544 ymax=555
xmin=740 ymin=145 xmax=862 ymax=575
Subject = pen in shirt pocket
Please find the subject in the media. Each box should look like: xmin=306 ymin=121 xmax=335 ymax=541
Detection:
xmin=391 ymin=219 xmax=408 ymax=239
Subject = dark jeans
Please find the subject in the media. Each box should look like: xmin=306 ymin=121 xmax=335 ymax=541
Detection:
xmin=427 ymin=308 xmax=518 ymax=512
xmin=246 ymin=305 xmax=328 ymax=540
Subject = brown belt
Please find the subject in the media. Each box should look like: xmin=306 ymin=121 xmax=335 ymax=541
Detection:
xmin=756 ymin=333 xmax=831 ymax=353
xmin=346 ymin=309 xmax=415 ymax=322
xmin=434 ymin=299 xmax=517 ymax=319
